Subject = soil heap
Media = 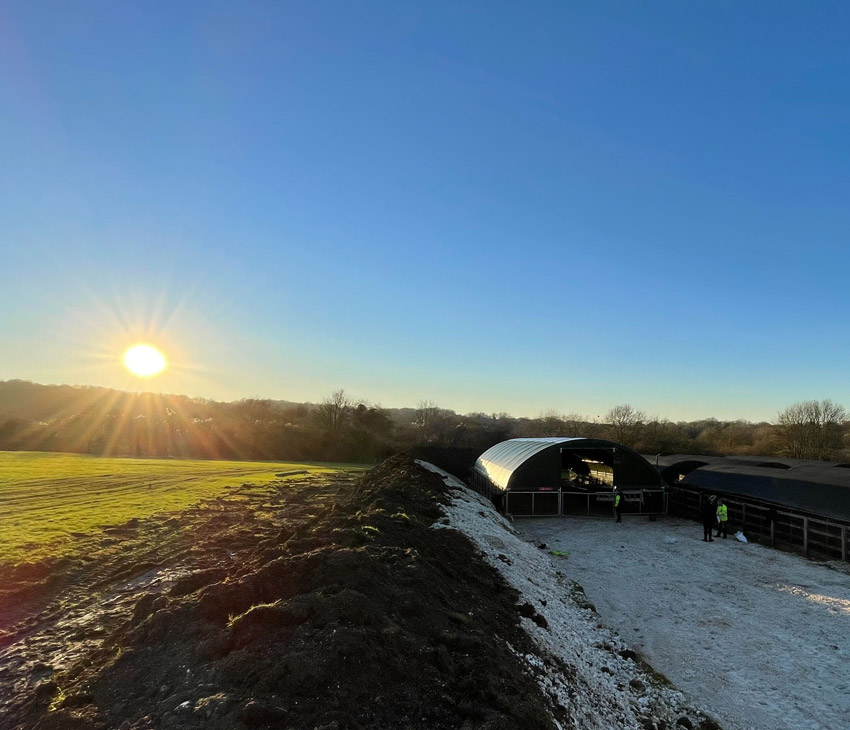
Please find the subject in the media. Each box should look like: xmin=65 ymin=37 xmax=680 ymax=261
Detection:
xmin=4 ymin=455 xmax=560 ymax=730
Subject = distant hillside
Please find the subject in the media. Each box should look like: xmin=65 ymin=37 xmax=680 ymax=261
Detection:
xmin=0 ymin=380 xmax=307 ymax=422
xmin=1 ymin=379 xmax=843 ymax=464
xmin=0 ymin=380 xmax=493 ymax=463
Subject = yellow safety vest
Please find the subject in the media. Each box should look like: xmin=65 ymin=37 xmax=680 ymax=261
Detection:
xmin=614 ymin=493 xmax=621 ymax=507
xmin=717 ymin=504 xmax=728 ymax=522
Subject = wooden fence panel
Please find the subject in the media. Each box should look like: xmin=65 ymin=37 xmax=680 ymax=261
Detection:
xmin=668 ymin=486 xmax=849 ymax=563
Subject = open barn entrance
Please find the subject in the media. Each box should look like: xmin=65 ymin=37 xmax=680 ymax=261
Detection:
xmin=475 ymin=437 xmax=666 ymax=517
xmin=559 ymin=445 xmax=624 ymax=517
xmin=557 ymin=445 xmax=667 ymax=518
xmin=560 ymin=445 xmax=616 ymax=489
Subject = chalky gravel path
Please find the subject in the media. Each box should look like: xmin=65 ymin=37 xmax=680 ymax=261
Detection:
xmin=517 ymin=516 xmax=850 ymax=730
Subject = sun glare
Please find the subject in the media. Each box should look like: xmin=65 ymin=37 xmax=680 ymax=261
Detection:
xmin=123 ymin=344 xmax=167 ymax=377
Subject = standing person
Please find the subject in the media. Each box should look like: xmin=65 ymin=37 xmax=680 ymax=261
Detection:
xmin=766 ymin=506 xmax=777 ymax=546
xmin=701 ymin=495 xmax=716 ymax=542
xmin=716 ymin=498 xmax=728 ymax=538
xmin=613 ymin=486 xmax=622 ymax=523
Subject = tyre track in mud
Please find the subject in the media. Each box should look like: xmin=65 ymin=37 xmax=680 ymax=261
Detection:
xmin=0 ymin=473 xmax=353 ymax=729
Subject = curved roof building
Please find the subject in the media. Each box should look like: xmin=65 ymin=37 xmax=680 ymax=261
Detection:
xmin=656 ymin=454 xmax=850 ymax=523
xmin=475 ymin=437 xmax=664 ymax=492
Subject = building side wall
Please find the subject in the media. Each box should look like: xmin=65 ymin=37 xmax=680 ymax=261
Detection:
xmin=509 ymin=447 xmax=561 ymax=491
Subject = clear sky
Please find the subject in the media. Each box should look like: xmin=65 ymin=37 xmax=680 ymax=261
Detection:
xmin=2 ymin=1 xmax=849 ymax=422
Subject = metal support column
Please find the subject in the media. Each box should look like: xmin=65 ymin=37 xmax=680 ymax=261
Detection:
xmin=803 ymin=517 xmax=809 ymax=558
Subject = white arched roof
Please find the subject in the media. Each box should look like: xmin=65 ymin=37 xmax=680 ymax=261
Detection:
xmin=474 ymin=437 xmax=583 ymax=490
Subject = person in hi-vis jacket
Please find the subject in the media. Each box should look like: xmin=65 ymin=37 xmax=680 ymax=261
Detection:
xmin=716 ymin=498 xmax=728 ymax=538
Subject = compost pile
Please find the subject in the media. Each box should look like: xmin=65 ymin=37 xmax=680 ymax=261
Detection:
xmin=2 ymin=456 xmax=559 ymax=730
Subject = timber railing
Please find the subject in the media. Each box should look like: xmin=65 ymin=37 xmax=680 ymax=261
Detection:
xmin=669 ymin=486 xmax=850 ymax=562
xmin=505 ymin=488 xmax=667 ymax=518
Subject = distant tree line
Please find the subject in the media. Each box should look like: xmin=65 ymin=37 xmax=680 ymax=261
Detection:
xmin=0 ymin=380 xmax=847 ymax=464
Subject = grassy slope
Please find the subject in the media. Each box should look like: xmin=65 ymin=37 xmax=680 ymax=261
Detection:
xmin=0 ymin=451 xmax=365 ymax=565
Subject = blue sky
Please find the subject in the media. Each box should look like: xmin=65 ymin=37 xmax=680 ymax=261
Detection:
xmin=2 ymin=1 xmax=849 ymax=421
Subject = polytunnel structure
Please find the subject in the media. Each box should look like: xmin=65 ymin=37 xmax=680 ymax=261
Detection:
xmin=656 ymin=454 xmax=850 ymax=562
xmin=473 ymin=437 xmax=665 ymax=517
xmin=656 ymin=454 xmax=850 ymax=523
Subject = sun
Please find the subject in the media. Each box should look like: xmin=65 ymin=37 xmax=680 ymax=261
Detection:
xmin=123 ymin=344 xmax=167 ymax=377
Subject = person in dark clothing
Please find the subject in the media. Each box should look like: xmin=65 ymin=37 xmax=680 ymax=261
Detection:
xmin=613 ymin=486 xmax=622 ymax=523
xmin=701 ymin=495 xmax=716 ymax=542
xmin=766 ymin=506 xmax=777 ymax=545
xmin=766 ymin=506 xmax=777 ymax=526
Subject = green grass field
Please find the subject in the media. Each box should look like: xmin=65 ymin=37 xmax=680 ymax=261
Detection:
xmin=0 ymin=451 xmax=366 ymax=565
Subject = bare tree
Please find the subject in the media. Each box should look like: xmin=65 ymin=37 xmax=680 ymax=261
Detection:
xmin=640 ymin=416 xmax=676 ymax=455
xmin=537 ymin=410 xmax=568 ymax=436
xmin=534 ymin=410 xmax=587 ymax=437
xmin=317 ymin=389 xmax=354 ymax=433
xmin=413 ymin=400 xmax=459 ymax=444
xmin=236 ymin=398 xmax=277 ymax=425
xmin=413 ymin=400 xmax=440 ymax=431
xmin=605 ymin=404 xmax=646 ymax=448
xmin=561 ymin=412 xmax=588 ymax=438
xmin=776 ymin=399 xmax=846 ymax=460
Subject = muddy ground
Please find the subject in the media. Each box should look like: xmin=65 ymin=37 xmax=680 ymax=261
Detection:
xmin=1 ymin=456 xmax=562 ymax=730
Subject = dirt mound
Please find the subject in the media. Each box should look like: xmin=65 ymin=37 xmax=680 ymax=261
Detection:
xmin=4 ymin=456 xmax=559 ymax=730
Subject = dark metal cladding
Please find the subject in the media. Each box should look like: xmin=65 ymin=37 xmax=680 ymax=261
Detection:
xmin=475 ymin=437 xmax=664 ymax=492
xmin=654 ymin=454 xmax=850 ymax=523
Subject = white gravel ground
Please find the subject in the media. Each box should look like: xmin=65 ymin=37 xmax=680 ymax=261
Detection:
xmin=418 ymin=462 xmax=719 ymax=730
xmin=418 ymin=462 xmax=850 ymax=730
xmin=515 ymin=515 xmax=850 ymax=730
